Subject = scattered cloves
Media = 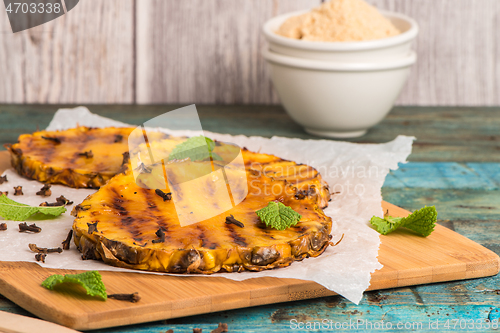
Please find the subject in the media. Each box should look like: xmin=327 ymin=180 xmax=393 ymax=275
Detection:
xmin=41 ymin=136 xmax=61 ymax=144
xmin=36 ymin=184 xmax=52 ymax=197
xmin=107 ymin=292 xmax=141 ymax=303
xmin=29 ymin=243 xmax=62 ymax=254
xmin=87 ymin=222 xmax=98 ymax=234
xmin=225 ymin=215 xmax=244 ymax=228
xmin=0 ymin=191 xmax=7 ymax=196
xmin=19 ymin=222 xmax=41 ymax=233
xmin=211 ymin=323 xmax=228 ymax=333
xmin=62 ymin=230 xmax=73 ymax=250
xmin=152 ymin=228 xmax=166 ymax=243
xmin=13 ymin=186 xmax=23 ymax=196
xmin=40 ymin=201 xmax=64 ymax=207
xmin=40 ymin=195 xmax=74 ymax=207
xmin=35 ymin=253 xmax=46 ymax=263
xmin=78 ymin=150 xmax=93 ymax=159
xmin=56 ymin=195 xmax=73 ymax=206
xmin=0 ymin=175 xmax=7 ymax=184
xmin=155 ymin=189 xmax=172 ymax=201
xmin=0 ymin=223 xmax=7 ymax=231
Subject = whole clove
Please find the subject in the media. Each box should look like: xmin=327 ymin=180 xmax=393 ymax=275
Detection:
xmin=0 ymin=191 xmax=7 ymax=196
xmin=62 ymin=229 xmax=73 ymax=250
xmin=155 ymin=189 xmax=172 ymax=201
xmin=152 ymin=228 xmax=166 ymax=243
xmin=35 ymin=253 xmax=46 ymax=263
xmin=107 ymin=292 xmax=141 ymax=303
xmin=0 ymin=223 xmax=6 ymax=231
xmin=56 ymin=195 xmax=73 ymax=206
xmin=13 ymin=186 xmax=23 ymax=196
xmin=41 ymin=136 xmax=61 ymax=144
xmin=78 ymin=150 xmax=94 ymax=159
xmin=225 ymin=215 xmax=244 ymax=228
xmin=295 ymin=188 xmax=315 ymax=200
xmin=36 ymin=184 xmax=52 ymax=197
xmin=0 ymin=175 xmax=7 ymax=184
xmin=40 ymin=201 xmax=64 ymax=207
xmin=87 ymin=222 xmax=98 ymax=234
xmin=71 ymin=204 xmax=90 ymax=217
xmin=29 ymin=243 xmax=62 ymax=254
xmin=211 ymin=323 xmax=228 ymax=333
xmin=19 ymin=222 xmax=41 ymax=233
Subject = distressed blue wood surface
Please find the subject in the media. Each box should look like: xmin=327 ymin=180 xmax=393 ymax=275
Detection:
xmin=1 ymin=106 xmax=500 ymax=332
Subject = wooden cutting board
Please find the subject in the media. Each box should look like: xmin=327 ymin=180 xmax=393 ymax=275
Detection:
xmin=0 ymin=151 xmax=499 ymax=330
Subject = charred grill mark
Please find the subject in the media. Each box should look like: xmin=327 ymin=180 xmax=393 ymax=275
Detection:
xmin=77 ymin=150 xmax=94 ymax=159
xmin=119 ymin=152 xmax=130 ymax=174
xmin=225 ymin=224 xmax=248 ymax=247
xmin=197 ymin=225 xmax=218 ymax=249
xmin=140 ymin=187 xmax=160 ymax=212
xmin=41 ymin=144 xmax=56 ymax=164
xmin=64 ymin=134 xmax=92 ymax=166
xmin=114 ymin=134 xmax=124 ymax=143
xmin=121 ymin=216 xmax=135 ymax=226
xmin=41 ymin=136 xmax=61 ymax=144
xmin=140 ymin=187 xmax=172 ymax=244
xmin=109 ymin=188 xmax=128 ymax=216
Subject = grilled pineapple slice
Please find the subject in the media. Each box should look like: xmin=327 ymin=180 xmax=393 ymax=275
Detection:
xmin=5 ymin=127 xmax=169 ymax=188
xmin=72 ymin=146 xmax=333 ymax=274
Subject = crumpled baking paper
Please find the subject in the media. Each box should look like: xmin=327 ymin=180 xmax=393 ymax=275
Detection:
xmin=0 ymin=107 xmax=414 ymax=304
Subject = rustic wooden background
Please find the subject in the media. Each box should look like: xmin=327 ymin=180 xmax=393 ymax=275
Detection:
xmin=0 ymin=0 xmax=498 ymax=106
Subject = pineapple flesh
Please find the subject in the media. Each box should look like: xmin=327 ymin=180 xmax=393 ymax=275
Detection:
xmin=72 ymin=146 xmax=333 ymax=274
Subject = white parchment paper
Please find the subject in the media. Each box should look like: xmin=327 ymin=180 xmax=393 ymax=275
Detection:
xmin=0 ymin=107 xmax=414 ymax=304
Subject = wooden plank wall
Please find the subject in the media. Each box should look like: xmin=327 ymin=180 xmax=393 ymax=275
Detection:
xmin=0 ymin=0 xmax=498 ymax=106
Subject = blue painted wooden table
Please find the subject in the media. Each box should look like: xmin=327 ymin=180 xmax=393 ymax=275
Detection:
xmin=1 ymin=105 xmax=499 ymax=332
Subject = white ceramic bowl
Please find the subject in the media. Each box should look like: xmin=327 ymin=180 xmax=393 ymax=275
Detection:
xmin=263 ymin=10 xmax=418 ymax=62
xmin=263 ymin=49 xmax=416 ymax=138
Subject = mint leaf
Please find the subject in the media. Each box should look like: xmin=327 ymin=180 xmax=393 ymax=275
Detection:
xmin=0 ymin=195 xmax=66 ymax=221
xmin=168 ymin=135 xmax=222 ymax=162
xmin=370 ymin=206 xmax=437 ymax=236
xmin=42 ymin=271 xmax=107 ymax=300
xmin=370 ymin=216 xmax=404 ymax=235
xmin=256 ymin=201 xmax=302 ymax=231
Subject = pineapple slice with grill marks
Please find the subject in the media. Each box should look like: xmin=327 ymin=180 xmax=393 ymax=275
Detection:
xmin=4 ymin=127 xmax=170 ymax=188
xmin=72 ymin=146 xmax=333 ymax=273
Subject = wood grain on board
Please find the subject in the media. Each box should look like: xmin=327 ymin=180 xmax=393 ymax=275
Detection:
xmin=0 ymin=151 xmax=498 ymax=330
xmin=0 ymin=0 xmax=499 ymax=105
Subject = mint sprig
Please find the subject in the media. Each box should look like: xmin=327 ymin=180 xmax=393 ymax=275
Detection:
xmin=168 ymin=135 xmax=222 ymax=162
xmin=370 ymin=206 xmax=437 ymax=236
xmin=256 ymin=201 xmax=302 ymax=231
xmin=0 ymin=195 xmax=66 ymax=221
xmin=42 ymin=271 xmax=107 ymax=300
